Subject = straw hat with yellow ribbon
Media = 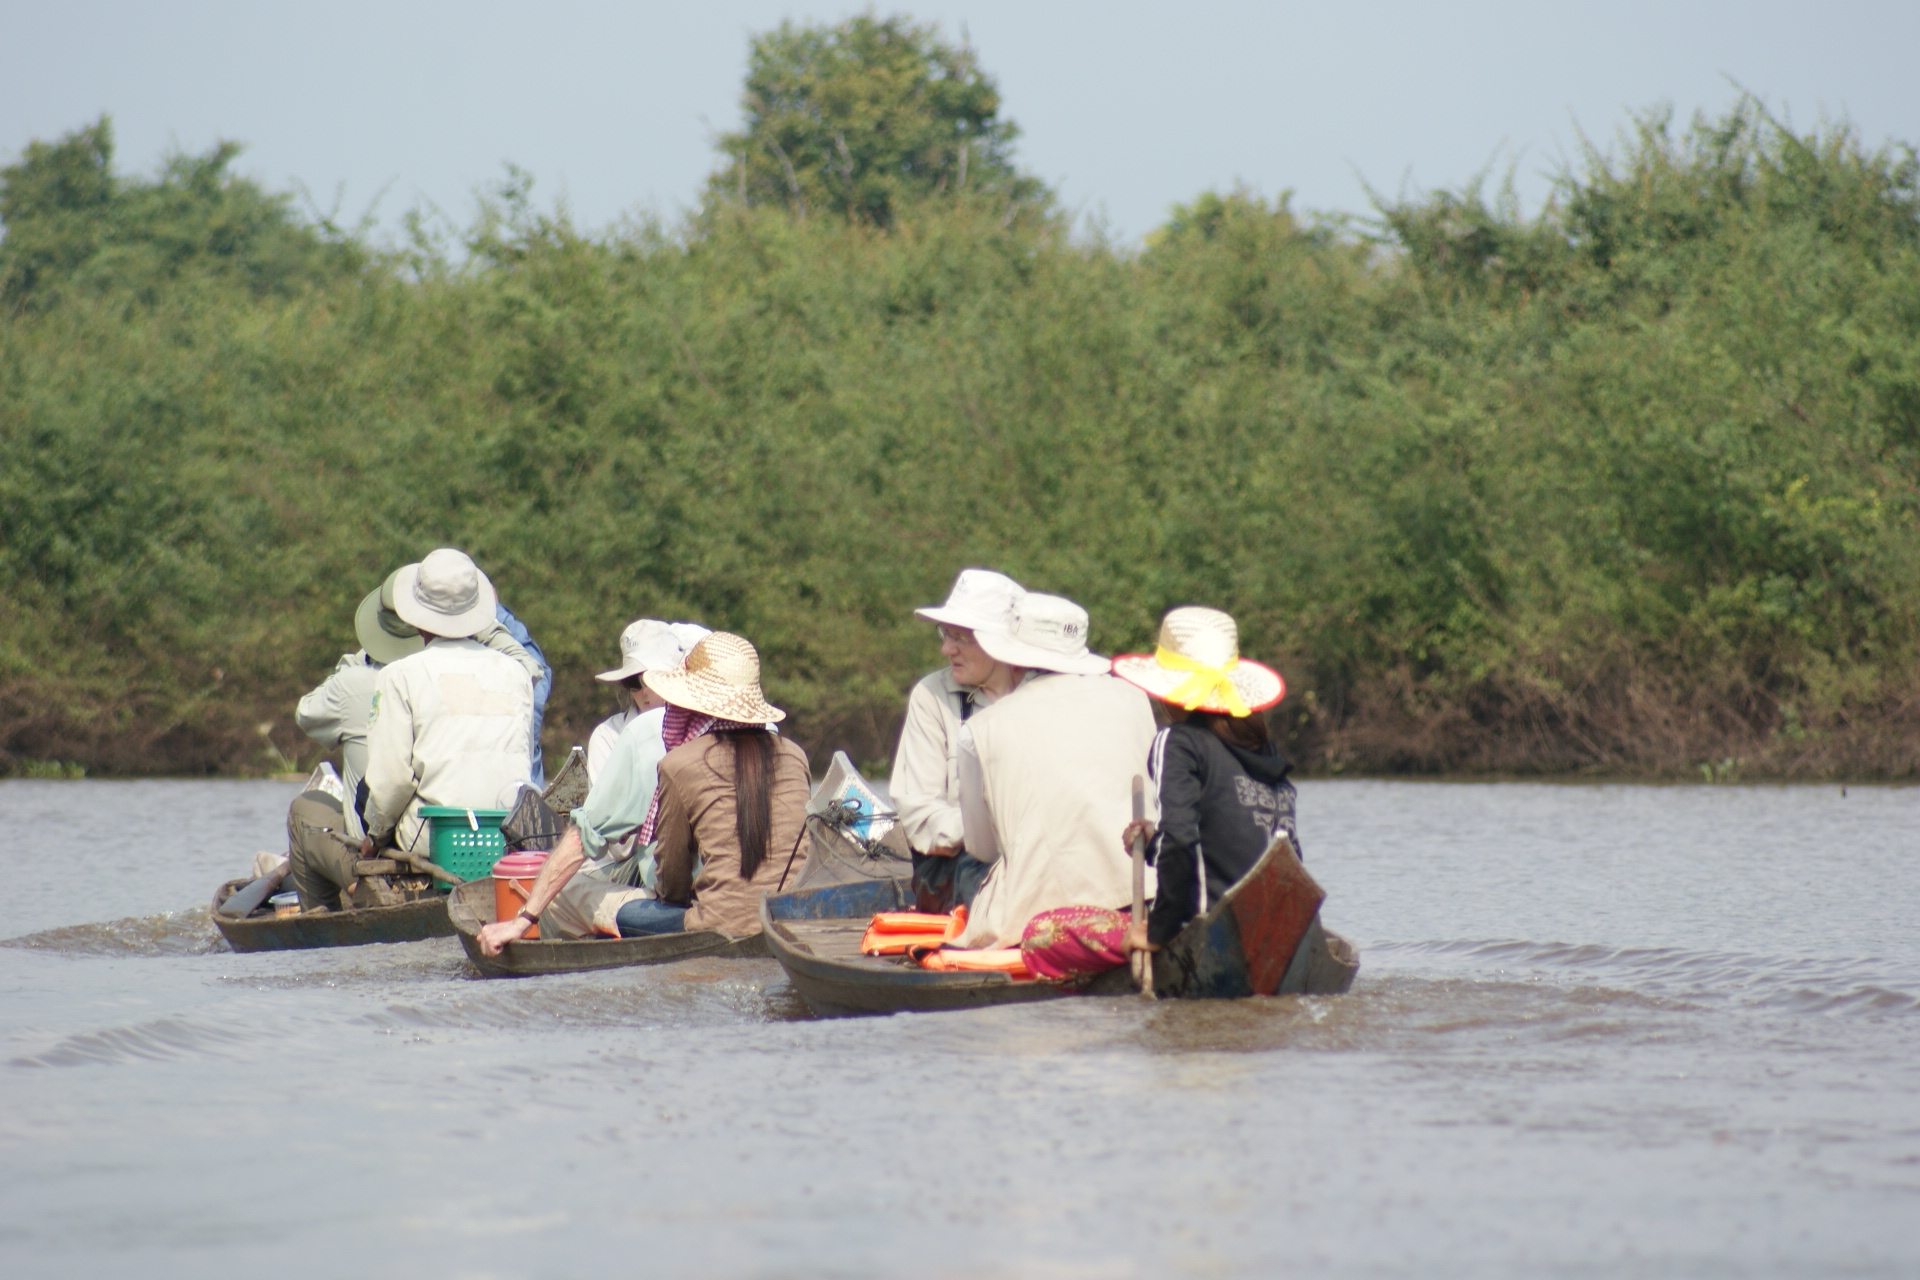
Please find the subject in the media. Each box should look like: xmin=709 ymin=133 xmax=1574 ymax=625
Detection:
xmin=1110 ymin=607 xmax=1285 ymax=717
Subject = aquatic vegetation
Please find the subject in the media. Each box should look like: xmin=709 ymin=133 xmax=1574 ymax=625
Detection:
xmin=11 ymin=759 xmax=87 ymax=780
xmin=1 ymin=84 xmax=1916 ymax=778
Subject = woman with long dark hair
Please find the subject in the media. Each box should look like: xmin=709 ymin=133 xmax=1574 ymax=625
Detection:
xmin=619 ymin=632 xmax=811 ymax=938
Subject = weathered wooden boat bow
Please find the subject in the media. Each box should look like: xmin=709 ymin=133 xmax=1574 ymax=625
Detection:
xmin=210 ymin=876 xmax=454 ymax=952
xmin=1146 ymin=835 xmax=1358 ymax=999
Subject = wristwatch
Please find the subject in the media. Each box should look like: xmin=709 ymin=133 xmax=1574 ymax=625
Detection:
xmin=516 ymin=909 xmax=540 ymax=927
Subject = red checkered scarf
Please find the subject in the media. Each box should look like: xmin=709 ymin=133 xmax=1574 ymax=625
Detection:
xmin=636 ymin=704 xmax=763 ymax=845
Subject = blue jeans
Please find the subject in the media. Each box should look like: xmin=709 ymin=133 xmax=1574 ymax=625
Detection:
xmin=615 ymin=898 xmax=687 ymax=937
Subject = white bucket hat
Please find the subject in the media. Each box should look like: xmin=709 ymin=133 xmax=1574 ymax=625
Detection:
xmin=974 ymin=593 xmax=1111 ymax=676
xmin=1111 ymin=606 xmax=1285 ymax=716
xmin=642 ymin=632 xmax=785 ymax=724
xmin=390 ymin=548 xmax=498 ymax=640
xmin=353 ymin=586 xmax=425 ymax=665
xmin=914 ymin=568 xmax=1025 ymax=633
xmin=596 ymin=619 xmax=713 ymax=683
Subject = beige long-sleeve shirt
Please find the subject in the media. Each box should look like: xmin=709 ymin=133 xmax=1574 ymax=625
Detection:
xmin=653 ymin=733 xmax=811 ymax=937
xmin=888 ymin=668 xmax=993 ymax=854
xmin=955 ymin=672 xmax=1159 ymax=948
xmin=364 ymin=638 xmax=535 ymax=854
xmin=295 ymin=652 xmax=381 ymax=840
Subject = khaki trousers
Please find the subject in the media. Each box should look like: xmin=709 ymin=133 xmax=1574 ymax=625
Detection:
xmin=542 ymin=873 xmax=653 ymax=939
xmin=288 ymin=790 xmax=358 ymax=911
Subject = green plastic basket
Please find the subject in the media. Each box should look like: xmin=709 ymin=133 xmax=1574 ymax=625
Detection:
xmin=417 ymin=806 xmax=509 ymax=882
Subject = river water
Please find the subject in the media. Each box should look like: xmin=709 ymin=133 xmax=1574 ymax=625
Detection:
xmin=1 ymin=778 xmax=1915 ymax=1278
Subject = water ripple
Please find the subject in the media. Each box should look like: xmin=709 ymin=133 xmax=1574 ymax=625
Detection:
xmin=11 ymin=1015 xmax=257 ymax=1068
xmin=1371 ymin=938 xmax=1920 ymax=1015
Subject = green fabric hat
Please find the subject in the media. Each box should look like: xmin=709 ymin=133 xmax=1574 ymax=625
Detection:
xmin=354 ymin=582 xmax=425 ymax=665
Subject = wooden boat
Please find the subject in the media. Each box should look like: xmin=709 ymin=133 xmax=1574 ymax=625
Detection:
xmin=210 ymin=876 xmax=453 ymax=953
xmin=448 ymin=878 xmax=767 ymax=977
xmin=210 ymin=754 xmax=592 ymax=956
xmin=761 ymin=835 xmax=1360 ymax=1017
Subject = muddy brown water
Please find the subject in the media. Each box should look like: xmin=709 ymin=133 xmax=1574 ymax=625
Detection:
xmin=1 ymin=778 xmax=1915 ymax=1278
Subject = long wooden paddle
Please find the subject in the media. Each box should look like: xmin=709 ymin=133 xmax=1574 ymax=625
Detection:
xmin=1130 ymin=775 xmax=1155 ymax=999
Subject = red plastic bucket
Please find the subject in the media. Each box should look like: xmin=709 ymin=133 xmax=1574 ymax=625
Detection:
xmin=492 ymin=851 xmax=549 ymax=940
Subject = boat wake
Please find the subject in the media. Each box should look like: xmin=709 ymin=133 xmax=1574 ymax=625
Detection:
xmin=1369 ymin=938 xmax=1920 ymax=1015
xmin=367 ymin=957 xmax=804 ymax=1033
xmin=10 ymin=1014 xmax=259 ymax=1068
xmin=1 ymin=907 xmax=223 ymax=958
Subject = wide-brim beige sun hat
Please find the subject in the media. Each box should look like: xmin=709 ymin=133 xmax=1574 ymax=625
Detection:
xmin=1111 ymin=606 xmax=1285 ymax=715
xmin=390 ymin=548 xmax=499 ymax=640
xmin=642 ymin=631 xmax=785 ymax=724
xmin=596 ymin=619 xmax=713 ymax=683
xmin=914 ymin=568 xmax=1025 ymax=632
xmin=973 ymin=592 xmax=1111 ymax=676
xmin=353 ymin=587 xmax=426 ymax=665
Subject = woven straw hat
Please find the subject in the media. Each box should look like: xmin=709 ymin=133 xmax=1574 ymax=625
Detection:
xmin=596 ymin=619 xmax=712 ymax=683
xmin=353 ymin=585 xmax=426 ymax=665
xmin=1111 ymin=607 xmax=1285 ymax=715
xmin=974 ymin=593 xmax=1111 ymax=676
xmin=914 ymin=568 xmax=1025 ymax=633
xmin=390 ymin=549 xmax=498 ymax=639
xmin=641 ymin=632 xmax=785 ymax=724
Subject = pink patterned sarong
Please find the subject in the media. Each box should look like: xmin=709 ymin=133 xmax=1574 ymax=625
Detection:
xmin=1019 ymin=906 xmax=1132 ymax=983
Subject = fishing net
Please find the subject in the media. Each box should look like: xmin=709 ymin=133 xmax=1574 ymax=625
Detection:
xmin=540 ymin=746 xmax=590 ymax=816
xmin=500 ymin=786 xmax=565 ymax=851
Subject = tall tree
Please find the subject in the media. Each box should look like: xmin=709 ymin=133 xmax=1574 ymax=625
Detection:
xmin=0 ymin=116 xmax=357 ymax=309
xmin=710 ymin=13 xmax=1044 ymax=224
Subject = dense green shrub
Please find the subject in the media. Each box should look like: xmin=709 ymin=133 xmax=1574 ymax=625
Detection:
xmin=2 ymin=99 xmax=1917 ymax=778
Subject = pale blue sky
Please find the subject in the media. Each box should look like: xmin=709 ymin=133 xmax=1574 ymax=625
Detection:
xmin=3 ymin=1 xmax=1915 ymax=242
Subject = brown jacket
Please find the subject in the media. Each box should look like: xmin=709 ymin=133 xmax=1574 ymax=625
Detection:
xmin=653 ymin=732 xmax=810 ymax=937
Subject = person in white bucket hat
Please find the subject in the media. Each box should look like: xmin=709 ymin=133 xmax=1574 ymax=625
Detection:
xmin=479 ymin=632 xmax=808 ymax=953
xmin=283 ymin=556 xmax=549 ymax=911
xmin=359 ymin=549 xmax=536 ymax=866
xmin=1111 ymin=606 xmax=1297 ymax=958
xmin=588 ymin=619 xmax=713 ymax=783
xmin=378 ymin=559 xmax=552 ymax=784
xmin=890 ymin=569 xmax=1028 ymax=914
xmin=943 ymin=592 xmax=1160 ymax=950
xmin=471 ymin=618 xmax=714 ymax=945
xmin=973 ymin=592 xmax=1112 ymax=676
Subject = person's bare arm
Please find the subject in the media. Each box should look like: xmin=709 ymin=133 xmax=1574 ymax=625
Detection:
xmin=476 ymin=826 xmax=586 ymax=955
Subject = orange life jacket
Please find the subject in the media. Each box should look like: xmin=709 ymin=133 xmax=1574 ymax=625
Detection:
xmin=860 ymin=906 xmax=967 ymax=955
xmin=913 ymin=946 xmax=1036 ymax=979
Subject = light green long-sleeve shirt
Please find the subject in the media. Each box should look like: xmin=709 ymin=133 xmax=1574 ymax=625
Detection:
xmin=570 ymin=706 xmax=667 ymax=870
xmin=295 ymin=652 xmax=381 ymax=841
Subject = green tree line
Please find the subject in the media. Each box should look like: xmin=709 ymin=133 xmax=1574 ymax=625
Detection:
xmin=3 ymin=15 xmax=1918 ymax=780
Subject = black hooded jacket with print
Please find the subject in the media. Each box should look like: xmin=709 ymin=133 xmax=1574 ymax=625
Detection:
xmin=1145 ymin=721 xmax=1299 ymax=947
